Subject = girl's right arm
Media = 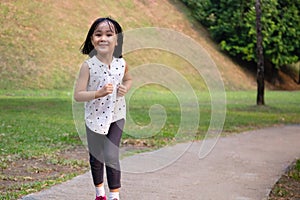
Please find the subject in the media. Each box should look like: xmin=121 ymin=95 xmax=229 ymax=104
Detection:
xmin=74 ymin=62 xmax=113 ymax=102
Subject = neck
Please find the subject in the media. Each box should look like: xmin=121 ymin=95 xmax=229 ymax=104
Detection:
xmin=96 ymin=53 xmax=113 ymax=65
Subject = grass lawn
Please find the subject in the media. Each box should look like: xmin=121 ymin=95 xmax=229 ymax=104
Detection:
xmin=0 ymin=89 xmax=300 ymax=199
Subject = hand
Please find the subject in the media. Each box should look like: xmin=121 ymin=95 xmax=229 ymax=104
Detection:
xmin=117 ymin=84 xmax=128 ymax=97
xmin=96 ymin=83 xmax=113 ymax=98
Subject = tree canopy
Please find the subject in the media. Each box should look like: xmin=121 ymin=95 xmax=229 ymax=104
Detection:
xmin=181 ymin=0 xmax=300 ymax=69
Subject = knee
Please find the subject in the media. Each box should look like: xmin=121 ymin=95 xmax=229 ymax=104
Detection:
xmin=90 ymin=154 xmax=104 ymax=166
xmin=104 ymin=151 xmax=119 ymax=163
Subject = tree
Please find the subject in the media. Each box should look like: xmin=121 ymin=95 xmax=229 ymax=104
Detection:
xmin=181 ymin=0 xmax=300 ymax=79
xmin=255 ymin=0 xmax=265 ymax=105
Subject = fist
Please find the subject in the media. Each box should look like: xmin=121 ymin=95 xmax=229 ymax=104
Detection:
xmin=117 ymin=84 xmax=127 ymax=97
xmin=100 ymin=83 xmax=113 ymax=96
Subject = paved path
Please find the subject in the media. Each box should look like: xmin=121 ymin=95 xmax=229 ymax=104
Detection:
xmin=21 ymin=125 xmax=300 ymax=200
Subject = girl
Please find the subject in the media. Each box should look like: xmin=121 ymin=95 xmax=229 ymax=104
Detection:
xmin=74 ymin=17 xmax=132 ymax=200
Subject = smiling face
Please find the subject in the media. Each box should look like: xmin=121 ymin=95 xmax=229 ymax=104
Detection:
xmin=91 ymin=20 xmax=118 ymax=57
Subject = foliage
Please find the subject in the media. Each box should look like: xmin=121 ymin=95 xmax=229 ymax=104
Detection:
xmin=181 ymin=0 xmax=300 ymax=69
xmin=262 ymin=0 xmax=300 ymax=68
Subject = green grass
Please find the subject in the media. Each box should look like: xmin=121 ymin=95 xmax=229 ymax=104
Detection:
xmin=290 ymin=160 xmax=300 ymax=181
xmin=124 ymin=88 xmax=300 ymax=144
xmin=224 ymin=91 xmax=300 ymax=132
xmin=0 ymin=90 xmax=87 ymax=199
xmin=0 ymin=89 xmax=300 ymax=199
xmin=0 ymin=91 xmax=79 ymax=160
xmin=1 ymin=89 xmax=299 ymax=158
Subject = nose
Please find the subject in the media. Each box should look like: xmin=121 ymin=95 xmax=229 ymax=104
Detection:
xmin=100 ymin=35 xmax=108 ymax=41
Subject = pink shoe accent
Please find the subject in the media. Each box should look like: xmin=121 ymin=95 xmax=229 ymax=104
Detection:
xmin=95 ymin=196 xmax=107 ymax=200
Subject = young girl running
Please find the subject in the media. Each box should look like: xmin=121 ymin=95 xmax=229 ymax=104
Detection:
xmin=74 ymin=17 xmax=132 ymax=200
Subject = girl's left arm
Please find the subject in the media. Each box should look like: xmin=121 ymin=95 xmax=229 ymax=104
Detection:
xmin=117 ymin=64 xmax=132 ymax=97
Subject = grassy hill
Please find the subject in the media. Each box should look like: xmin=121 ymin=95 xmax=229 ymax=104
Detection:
xmin=0 ymin=0 xmax=264 ymax=90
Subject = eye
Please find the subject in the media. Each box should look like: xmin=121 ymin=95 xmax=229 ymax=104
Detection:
xmin=94 ymin=33 xmax=102 ymax=37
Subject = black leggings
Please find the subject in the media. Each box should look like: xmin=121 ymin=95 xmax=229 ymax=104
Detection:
xmin=86 ymin=119 xmax=124 ymax=190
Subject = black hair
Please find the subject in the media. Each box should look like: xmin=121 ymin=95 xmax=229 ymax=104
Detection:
xmin=80 ymin=17 xmax=123 ymax=58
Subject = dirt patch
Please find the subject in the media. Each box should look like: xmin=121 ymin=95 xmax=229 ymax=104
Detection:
xmin=268 ymin=160 xmax=300 ymax=200
xmin=0 ymin=146 xmax=89 ymax=198
xmin=275 ymin=70 xmax=300 ymax=91
xmin=0 ymin=143 xmax=151 ymax=199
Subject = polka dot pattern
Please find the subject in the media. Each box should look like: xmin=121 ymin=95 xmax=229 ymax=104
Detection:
xmin=84 ymin=56 xmax=126 ymax=135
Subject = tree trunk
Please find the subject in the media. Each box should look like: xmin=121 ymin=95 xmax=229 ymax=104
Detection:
xmin=298 ymin=64 xmax=300 ymax=84
xmin=255 ymin=0 xmax=265 ymax=105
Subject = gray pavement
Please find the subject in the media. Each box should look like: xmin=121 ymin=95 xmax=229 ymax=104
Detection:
xmin=21 ymin=125 xmax=300 ymax=200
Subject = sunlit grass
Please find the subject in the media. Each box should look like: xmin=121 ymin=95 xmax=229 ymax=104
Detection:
xmin=0 ymin=89 xmax=299 ymax=199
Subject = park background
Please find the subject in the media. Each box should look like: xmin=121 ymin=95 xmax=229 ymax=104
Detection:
xmin=0 ymin=0 xmax=299 ymax=199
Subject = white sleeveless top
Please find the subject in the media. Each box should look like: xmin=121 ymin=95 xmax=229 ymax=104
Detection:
xmin=85 ymin=56 xmax=126 ymax=134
